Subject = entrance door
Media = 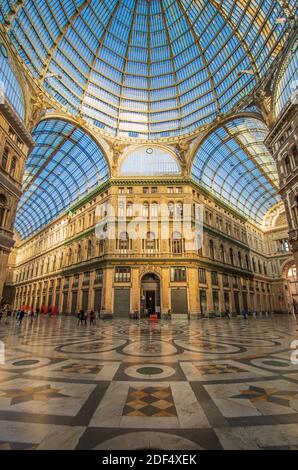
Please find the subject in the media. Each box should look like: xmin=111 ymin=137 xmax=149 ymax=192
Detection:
xmin=141 ymin=273 xmax=161 ymax=318
xmin=114 ymin=288 xmax=130 ymax=317
xmin=171 ymin=288 xmax=188 ymax=314
xmin=94 ymin=288 xmax=102 ymax=313
xmin=62 ymin=292 xmax=68 ymax=314
xmin=71 ymin=291 xmax=77 ymax=313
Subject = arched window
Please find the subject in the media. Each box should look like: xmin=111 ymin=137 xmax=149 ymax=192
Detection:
xmin=87 ymin=240 xmax=92 ymax=258
xmin=10 ymin=156 xmax=17 ymax=178
xmin=230 ymin=248 xmax=234 ymax=266
xmin=252 ymin=257 xmax=256 ymax=272
xmin=0 ymin=194 xmax=7 ymax=227
xmin=118 ymin=201 xmax=125 ymax=218
xmin=238 ymin=251 xmax=242 ymax=268
xmin=68 ymin=248 xmax=73 ymax=265
xmin=2 ymin=148 xmax=8 ymax=171
xmin=293 ymin=146 xmax=298 ymax=166
xmin=126 ymin=202 xmax=133 ymax=217
xmin=175 ymin=202 xmax=183 ymax=218
xmin=209 ymin=239 xmax=215 ymax=259
xmin=60 ymin=251 xmax=64 ymax=268
xmin=245 ymin=254 xmax=250 ymax=270
xmin=52 ymin=255 xmax=56 ymax=272
xmin=220 ymin=244 xmax=225 ymax=262
xmin=258 ymin=260 xmax=262 ymax=274
xmin=168 ymin=202 xmax=174 ymax=218
xmin=173 ymin=231 xmax=183 ymax=254
xmin=151 ymin=202 xmax=158 ymax=218
xmin=143 ymin=202 xmax=149 ymax=217
xmin=77 ymin=244 xmax=82 ymax=262
xmin=263 ymin=262 xmax=267 ymax=276
xmin=285 ymin=156 xmax=291 ymax=175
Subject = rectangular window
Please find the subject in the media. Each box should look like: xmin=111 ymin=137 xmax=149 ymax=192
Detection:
xmin=198 ymin=268 xmax=206 ymax=284
xmin=118 ymin=187 xmax=125 ymax=194
xmin=170 ymin=267 xmax=186 ymax=282
xmin=127 ymin=187 xmax=133 ymax=194
xmin=200 ymin=289 xmax=207 ymax=315
xmin=211 ymin=271 xmax=218 ymax=285
xmin=151 ymin=187 xmax=158 ymax=193
xmin=143 ymin=187 xmax=149 ymax=194
xmin=175 ymin=187 xmax=182 ymax=193
xmin=167 ymin=187 xmax=174 ymax=193
xmin=95 ymin=268 xmax=103 ymax=284
xmin=83 ymin=271 xmax=90 ymax=286
xmin=223 ymin=273 xmax=229 ymax=287
xmin=115 ymin=267 xmax=131 ymax=282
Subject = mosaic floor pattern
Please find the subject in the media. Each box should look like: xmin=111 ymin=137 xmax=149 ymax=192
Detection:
xmin=0 ymin=314 xmax=297 ymax=450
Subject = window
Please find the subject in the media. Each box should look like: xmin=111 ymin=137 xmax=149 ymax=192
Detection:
xmin=175 ymin=187 xmax=182 ymax=193
xmin=230 ymin=248 xmax=234 ymax=266
xmin=198 ymin=268 xmax=206 ymax=284
xmin=211 ymin=271 xmax=218 ymax=285
xmin=0 ymin=194 xmax=7 ymax=227
xmin=233 ymin=276 xmax=238 ymax=288
xmin=209 ymin=239 xmax=215 ymax=259
xmin=143 ymin=187 xmax=149 ymax=194
xmin=95 ymin=268 xmax=103 ymax=284
xmin=127 ymin=187 xmax=133 ymax=194
xmin=285 ymin=156 xmax=291 ymax=175
xmin=171 ymin=267 xmax=186 ymax=282
xmin=10 ymin=156 xmax=17 ymax=178
xmin=119 ymin=232 xmax=129 ymax=251
xmin=167 ymin=187 xmax=174 ymax=193
xmin=118 ymin=201 xmax=125 ymax=217
xmin=2 ymin=147 xmax=8 ymax=171
xmin=151 ymin=202 xmax=158 ymax=218
xmin=151 ymin=187 xmax=158 ymax=193
xmin=223 ymin=273 xmax=229 ymax=287
xmin=145 ymin=231 xmax=156 ymax=252
xmin=118 ymin=187 xmax=125 ymax=194
xmin=87 ymin=240 xmax=92 ymax=258
xmin=127 ymin=202 xmax=133 ymax=217
xmin=142 ymin=202 xmax=149 ymax=217
xmin=219 ymin=244 xmax=225 ymax=262
xmin=168 ymin=202 xmax=174 ymax=218
xmin=73 ymin=274 xmax=79 ymax=288
xmin=172 ymin=231 xmax=183 ymax=253
xmin=115 ymin=267 xmax=131 ymax=282
xmin=238 ymin=251 xmax=242 ymax=268
xmin=83 ymin=271 xmax=90 ymax=286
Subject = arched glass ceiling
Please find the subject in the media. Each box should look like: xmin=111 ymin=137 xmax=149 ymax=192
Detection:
xmin=191 ymin=117 xmax=280 ymax=222
xmin=120 ymin=146 xmax=180 ymax=176
xmin=15 ymin=119 xmax=109 ymax=239
xmin=0 ymin=0 xmax=295 ymax=139
xmin=274 ymin=42 xmax=298 ymax=117
xmin=0 ymin=44 xmax=25 ymax=119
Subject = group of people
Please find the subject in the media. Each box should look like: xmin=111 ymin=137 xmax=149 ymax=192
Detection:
xmin=0 ymin=303 xmax=13 ymax=323
xmin=77 ymin=310 xmax=98 ymax=326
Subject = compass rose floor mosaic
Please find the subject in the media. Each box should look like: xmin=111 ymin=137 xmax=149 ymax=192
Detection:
xmin=0 ymin=315 xmax=298 ymax=450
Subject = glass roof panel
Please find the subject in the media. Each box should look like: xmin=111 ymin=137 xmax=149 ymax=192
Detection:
xmin=15 ymin=118 xmax=110 ymax=239
xmin=0 ymin=0 xmax=295 ymax=139
xmin=0 ymin=46 xmax=25 ymax=119
xmin=274 ymin=42 xmax=298 ymax=117
xmin=191 ymin=117 xmax=280 ymax=222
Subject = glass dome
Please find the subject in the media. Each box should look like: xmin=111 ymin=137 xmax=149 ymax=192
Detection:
xmin=0 ymin=0 xmax=295 ymax=139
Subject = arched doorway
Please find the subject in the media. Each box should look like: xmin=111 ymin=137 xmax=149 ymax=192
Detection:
xmin=140 ymin=273 xmax=161 ymax=318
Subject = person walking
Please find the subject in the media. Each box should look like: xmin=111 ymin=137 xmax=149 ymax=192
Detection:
xmin=90 ymin=310 xmax=95 ymax=325
xmin=83 ymin=310 xmax=88 ymax=326
xmin=77 ymin=310 xmax=84 ymax=326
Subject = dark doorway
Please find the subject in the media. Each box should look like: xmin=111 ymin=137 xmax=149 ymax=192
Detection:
xmin=141 ymin=273 xmax=160 ymax=317
xmin=234 ymin=292 xmax=240 ymax=314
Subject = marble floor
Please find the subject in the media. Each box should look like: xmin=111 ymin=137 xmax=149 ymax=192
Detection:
xmin=0 ymin=314 xmax=297 ymax=450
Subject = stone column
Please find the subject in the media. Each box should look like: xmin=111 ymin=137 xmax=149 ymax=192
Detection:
xmin=131 ymin=267 xmax=140 ymax=313
xmin=188 ymin=266 xmax=199 ymax=317
xmin=161 ymin=266 xmax=170 ymax=314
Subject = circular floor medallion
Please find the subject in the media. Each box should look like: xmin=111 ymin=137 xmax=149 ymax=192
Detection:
xmin=125 ymin=363 xmax=175 ymax=379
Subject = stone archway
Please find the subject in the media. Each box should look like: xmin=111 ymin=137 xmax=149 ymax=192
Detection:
xmin=140 ymin=273 xmax=161 ymax=318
